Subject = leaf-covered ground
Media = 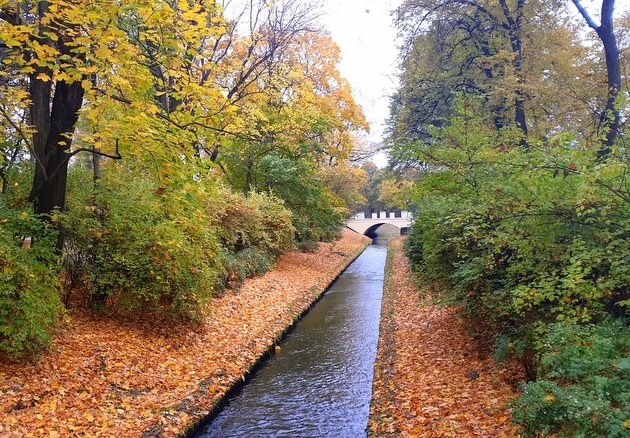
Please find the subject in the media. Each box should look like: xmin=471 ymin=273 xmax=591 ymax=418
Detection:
xmin=369 ymin=238 xmax=524 ymax=437
xmin=0 ymin=229 xmax=370 ymax=437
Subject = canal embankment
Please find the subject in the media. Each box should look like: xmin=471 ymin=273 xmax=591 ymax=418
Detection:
xmin=368 ymin=237 xmax=523 ymax=437
xmin=0 ymin=229 xmax=370 ymax=438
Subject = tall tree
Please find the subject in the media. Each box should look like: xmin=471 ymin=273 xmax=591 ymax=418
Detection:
xmin=572 ymin=0 xmax=622 ymax=158
xmin=394 ymin=0 xmax=532 ymax=143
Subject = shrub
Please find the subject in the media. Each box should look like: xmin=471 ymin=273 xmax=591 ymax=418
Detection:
xmin=215 ymin=189 xmax=295 ymax=255
xmin=297 ymin=239 xmax=319 ymax=253
xmin=403 ymin=100 xmax=630 ymax=349
xmin=0 ymin=205 xmax=63 ymax=360
xmin=400 ymin=98 xmax=630 ymax=433
xmin=222 ymin=247 xmax=276 ymax=288
xmin=255 ymin=154 xmax=345 ymax=243
xmin=62 ymin=165 xmax=222 ymax=320
xmin=512 ymin=320 xmax=630 ymax=437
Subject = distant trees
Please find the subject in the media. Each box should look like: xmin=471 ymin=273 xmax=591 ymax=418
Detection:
xmin=393 ymin=0 xmax=536 ymax=142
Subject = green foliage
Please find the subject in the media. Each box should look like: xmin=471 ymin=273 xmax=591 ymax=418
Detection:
xmin=0 ymin=202 xmax=63 ymax=360
xmin=213 ymin=189 xmax=293 ymax=288
xmin=62 ymin=165 xmax=222 ymax=320
xmin=297 ymin=239 xmax=319 ymax=253
xmin=255 ymin=154 xmax=345 ymax=242
xmin=512 ymin=320 xmax=630 ymax=437
xmin=402 ymin=96 xmax=630 ymax=430
xmin=222 ymin=247 xmax=276 ymax=289
xmin=405 ymin=97 xmax=629 ymax=329
xmin=215 ymin=189 xmax=295 ymax=255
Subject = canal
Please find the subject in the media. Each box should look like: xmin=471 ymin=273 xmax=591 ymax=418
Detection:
xmin=197 ymin=243 xmax=387 ymax=437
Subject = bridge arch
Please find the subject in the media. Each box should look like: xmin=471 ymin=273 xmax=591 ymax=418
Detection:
xmin=363 ymin=222 xmax=401 ymax=239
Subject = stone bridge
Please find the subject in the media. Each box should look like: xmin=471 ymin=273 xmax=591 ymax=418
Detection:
xmin=346 ymin=211 xmax=413 ymax=238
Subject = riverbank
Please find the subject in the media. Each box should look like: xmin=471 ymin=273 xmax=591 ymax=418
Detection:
xmin=368 ymin=237 xmax=523 ymax=437
xmin=0 ymin=229 xmax=370 ymax=437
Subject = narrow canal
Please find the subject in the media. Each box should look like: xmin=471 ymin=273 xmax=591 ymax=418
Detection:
xmin=197 ymin=243 xmax=387 ymax=437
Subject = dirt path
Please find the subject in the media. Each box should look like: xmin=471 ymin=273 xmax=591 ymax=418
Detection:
xmin=369 ymin=237 xmax=522 ymax=437
xmin=0 ymin=229 xmax=370 ymax=437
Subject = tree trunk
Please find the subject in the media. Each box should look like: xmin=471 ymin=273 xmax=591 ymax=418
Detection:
xmin=597 ymin=0 xmax=621 ymax=158
xmin=31 ymin=80 xmax=85 ymax=218
xmin=572 ymin=0 xmax=621 ymax=159
xmin=92 ymin=148 xmax=101 ymax=186
xmin=521 ymin=347 xmax=537 ymax=382
xmin=26 ymin=2 xmax=85 ymax=229
xmin=499 ymin=0 xmax=528 ymax=147
xmin=28 ymin=2 xmax=52 ymax=201
xmin=245 ymin=156 xmax=254 ymax=195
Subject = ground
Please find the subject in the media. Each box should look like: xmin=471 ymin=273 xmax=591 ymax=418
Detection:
xmin=0 ymin=229 xmax=370 ymax=437
xmin=369 ymin=237 xmax=524 ymax=437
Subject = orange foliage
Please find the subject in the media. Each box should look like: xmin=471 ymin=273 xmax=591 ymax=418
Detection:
xmin=0 ymin=230 xmax=370 ymax=437
xmin=369 ymin=238 xmax=523 ymax=437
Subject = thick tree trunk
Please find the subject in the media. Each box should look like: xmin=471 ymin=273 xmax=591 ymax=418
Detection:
xmin=499 ymin=0 xmax=528 ymax=147
xmin=572 ymin=0 xmax=621 ymax=159
xmin=27 ymin=0 xmax=85 ymax=220
xmin=245 ymin=157 xmax=254 ymax=195
xmin=514 ymin=91 xmax=528 ymax=140
xmin=28 ymin=2 xmax=52 ymax=201
xmin=597 ymin=1 xmax=621 ymax=158
xmin=31 ymin=80 xmax=85 ymax=217
xmin=29 ymin=75 xmax=51 ymax=179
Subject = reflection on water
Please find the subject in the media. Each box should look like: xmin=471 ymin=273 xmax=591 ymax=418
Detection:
xmin=197 ymin=244 xmax=387 ymax=438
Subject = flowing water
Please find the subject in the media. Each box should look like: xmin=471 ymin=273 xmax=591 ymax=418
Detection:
xmin=197 ymin=243 xmax=387 ymax=438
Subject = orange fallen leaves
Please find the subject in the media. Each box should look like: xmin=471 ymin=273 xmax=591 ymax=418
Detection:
xmin=0 ymin=229 xmax=370 ymax=437
xmin=368 ymin=238 xmax=524 ymax=437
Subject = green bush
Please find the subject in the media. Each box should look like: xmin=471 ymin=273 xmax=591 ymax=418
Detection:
xmin=512 ymin=320 xmax=630 ymax=437
xmin=0 ymin=205 xmax=63 ymax=360
xmin=297 ymin=239 xmax=319 ymax=253
xmin=215 ymin=189 xmax=295 ymax=255
xmin=62 ymin=165 xmax=222 ymax=320
xmin=255 ymin=154 xmax=345 ymax=243
xmin=222 ymin=247 xmax=276 ymax=288
xmin=212 ymin=189 xmax=294 ymax=288
xmin=399 ymin=97 xmax=630 ymax=433
xmin=403 ymin=98 xmax=629 ymax=340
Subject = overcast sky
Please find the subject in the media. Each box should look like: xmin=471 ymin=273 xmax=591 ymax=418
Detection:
xmin=320 ymin=0 xmax=402 ymax=154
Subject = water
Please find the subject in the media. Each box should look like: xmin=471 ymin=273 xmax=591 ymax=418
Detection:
xmin=197 ymin=244 xmax=387 ymax=438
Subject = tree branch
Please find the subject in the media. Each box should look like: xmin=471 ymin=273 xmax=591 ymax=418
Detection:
xmin=0 ymin=106 xmax=49 ymax=180
xmin=571 ymin=0 xmax=600 ymax=31
xmin=48 ymin=140 xmax=123 ymax=182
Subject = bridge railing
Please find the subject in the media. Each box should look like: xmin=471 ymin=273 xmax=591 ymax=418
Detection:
xmin=350 ymin=211 xmax=413 ymax=220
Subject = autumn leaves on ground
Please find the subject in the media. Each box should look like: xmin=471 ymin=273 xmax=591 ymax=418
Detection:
xmin=369 ymin=238 xmax=523 ymax=437
xmin=0 ymin=230 xmax=369 ymax=437
xmin=2 ymin=232 xmax=525 ymax=437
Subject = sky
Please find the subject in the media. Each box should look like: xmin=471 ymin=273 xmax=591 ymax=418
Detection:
xmin=319 ymin=0 xmax=403 ymax=166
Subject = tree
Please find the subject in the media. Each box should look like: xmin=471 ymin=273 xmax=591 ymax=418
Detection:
xmin=394 ymin=0 xmax=533 ymax=144
xmin=216 ymin=31 xmax=367 ymax=195
xmin=571 ymin=0 xmax=622 ymax=158
xmin=0 ymin=1 xmax=185 ymax=218
xmin=388 ymin=0 xmax=619 ymax=166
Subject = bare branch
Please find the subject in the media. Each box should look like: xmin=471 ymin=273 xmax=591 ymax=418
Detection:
xmin=0 ymin=106 xmax=49 ymax=180
xmin=571 ymin=0 xmax=600 ymax=31
xmin=48 ymin=140 xmax=123 ymax=182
